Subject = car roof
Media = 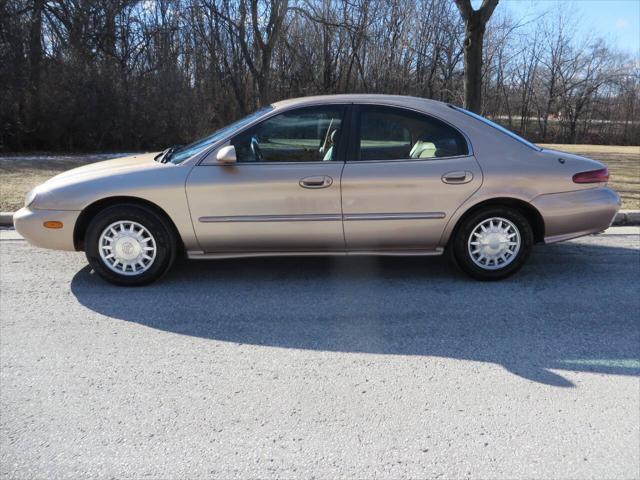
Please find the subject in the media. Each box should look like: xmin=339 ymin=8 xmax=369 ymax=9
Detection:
xmin=271 ymin=94 xmax=449 ymax=112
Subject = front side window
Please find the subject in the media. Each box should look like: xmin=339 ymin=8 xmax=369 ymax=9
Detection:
xmin=231 ymin=106 xmax=345 ymax=162
xmin=357 ymin=106 xmax=468 ymax=161
xmin=169 ymin=106 xmax=272 ymax=164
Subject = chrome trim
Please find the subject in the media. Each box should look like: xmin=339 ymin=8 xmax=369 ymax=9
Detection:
xmin=198 ymin=213 xmax=341 ymax=223
xmin=345 ymin=155 xmax=471 ymax=164
xmin=187 ymin=248 xmax=444 ymax=260
xmin=205 ymin=161 xmax=341 ymax=166
xmin=199 ymin=212 xmax=446 ymax=223
xmin=344 ymin=212 xmax=446 ymax=221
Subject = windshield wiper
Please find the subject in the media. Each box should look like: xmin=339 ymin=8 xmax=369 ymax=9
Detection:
xmin=155 ymin=145 xmax=181 ymax=163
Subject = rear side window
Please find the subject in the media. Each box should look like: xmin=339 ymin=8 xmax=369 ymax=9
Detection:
xmin=356 ymin=106 xmax=468 ymax=161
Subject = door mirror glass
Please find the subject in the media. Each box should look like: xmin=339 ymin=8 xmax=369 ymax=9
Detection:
xmin=216 ymin=145 xmax=237 ymax=164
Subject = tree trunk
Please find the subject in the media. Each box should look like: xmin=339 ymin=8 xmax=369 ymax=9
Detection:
xmin=28 ymin=0 xmax=44 ymax=136
xmin=462 ymin=22 xmax=484 ymax=113
xmin=256 ymin=73 xmax=270 ymax=106
xmin=454 ymin=0 xmax=499 ymax=113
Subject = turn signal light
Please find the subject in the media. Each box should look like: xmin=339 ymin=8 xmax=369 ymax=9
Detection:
xmin=572 ymin=168 xmax=609 ymax=184
xmin=43 ymin=221 xmax=63 ymax=229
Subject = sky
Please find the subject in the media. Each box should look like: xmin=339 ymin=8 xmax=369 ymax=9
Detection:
xmin=477 ymin=0 xmax=640 ymax=56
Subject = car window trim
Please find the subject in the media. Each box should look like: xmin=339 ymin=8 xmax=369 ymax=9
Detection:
xmin=334 ymin=104 xmax=352 ymax=162
xmin=345 ymin=154 xmax=474 ymax=164
xmin=347 ymin=103 xmax=473 ymax=162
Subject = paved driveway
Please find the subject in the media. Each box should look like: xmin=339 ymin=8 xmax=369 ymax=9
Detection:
xmin=1 ymin=230 xmax=639 ymax=478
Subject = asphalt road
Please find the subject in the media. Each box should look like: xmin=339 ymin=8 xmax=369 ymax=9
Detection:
xmin=1 ymin=230 xmax=639 ymax=479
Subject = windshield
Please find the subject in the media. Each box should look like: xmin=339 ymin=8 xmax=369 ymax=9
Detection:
xmin=168 ymin=106 xmax=273 ymax=164
xmin=451 ymin=106 xmax=541 ymax=151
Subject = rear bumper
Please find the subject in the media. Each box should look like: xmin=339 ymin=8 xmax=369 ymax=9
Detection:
xmin=13 ymin=207 xmax=80 ymax=251
xmin=531 ymin=187 xmax=621 ymax=244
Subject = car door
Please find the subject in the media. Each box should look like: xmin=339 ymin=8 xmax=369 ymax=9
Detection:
xmin=341 ymin=104 xmax=482 ymax=251
xmin=186 ymin=105 xmax=348 ymax=252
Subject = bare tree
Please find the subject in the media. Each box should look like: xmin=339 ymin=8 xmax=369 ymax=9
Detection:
xmin=1 ymin=0 xmax=637 ymax=152
xmin=235 ymin=0 xmax=289 ymax=106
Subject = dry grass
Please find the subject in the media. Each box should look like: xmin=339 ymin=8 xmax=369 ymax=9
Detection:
xmin=1 ymin=145 xmax=638 ymax=211
xmin=540 ymin=144 xmax=640 ymax=209
xmin=0 ymin=155 xmax=128 ymax=212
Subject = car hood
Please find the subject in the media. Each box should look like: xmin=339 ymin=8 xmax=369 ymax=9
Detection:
xmin=46 ymin=152 xmax=162 ymax=187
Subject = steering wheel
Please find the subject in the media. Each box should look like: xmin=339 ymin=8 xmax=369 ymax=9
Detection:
xmin=250 ymin=136 xmax=264 ymax=162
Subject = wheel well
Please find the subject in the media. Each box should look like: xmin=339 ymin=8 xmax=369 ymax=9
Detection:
xmin=73 ymin=196 xmax=183 ymax=252
xmin=449 ymin=198 xmax=545 ymax=245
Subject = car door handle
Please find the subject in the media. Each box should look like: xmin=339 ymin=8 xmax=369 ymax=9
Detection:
xmin=442 ymin=171 xmax=473 ymax=184
xmin=299 ymin=176 xmax=333 ymax=189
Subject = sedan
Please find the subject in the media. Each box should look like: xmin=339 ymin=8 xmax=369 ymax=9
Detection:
xmin=14 ymin=94 xmax=620 ymax=285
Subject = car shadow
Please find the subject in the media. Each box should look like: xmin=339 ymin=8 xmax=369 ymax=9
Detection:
xmin=70 ymin=241 xmax=640 ymax=388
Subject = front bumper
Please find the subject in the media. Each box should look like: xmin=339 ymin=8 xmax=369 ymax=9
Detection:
xmin=531 ymin=187 xmax=621 ymax=244
xmin=13 ymin=207 xmax=81 ymax=251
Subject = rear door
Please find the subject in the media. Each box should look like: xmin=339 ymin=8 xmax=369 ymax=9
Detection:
xmin=186 ymin=105 xmax=348 ymax=252
xmin=341 ymin=104 xmax=482 ymax=251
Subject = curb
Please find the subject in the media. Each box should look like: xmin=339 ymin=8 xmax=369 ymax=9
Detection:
xmin=1 ymin=210 xmax=639 ymax=227
xmin=0 ymin=212 xmax=13 ymax=226
xmin=613 ymin=210 xmax=640 ymax=226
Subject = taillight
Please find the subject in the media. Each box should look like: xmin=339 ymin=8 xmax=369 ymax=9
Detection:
xmin=572 ymin=168 xmax=609 ymax=184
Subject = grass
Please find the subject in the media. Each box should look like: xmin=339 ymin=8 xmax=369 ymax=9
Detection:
xmin=0 ymin=144 xmax=638 ymax=211
xmin=0 ymin=154 xmax=128 ymax=212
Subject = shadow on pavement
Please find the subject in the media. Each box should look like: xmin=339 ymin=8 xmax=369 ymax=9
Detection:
xmin=71 ymin=241 xmax=640 ymax=388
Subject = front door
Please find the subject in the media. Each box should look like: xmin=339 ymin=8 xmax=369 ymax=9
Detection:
xmin=341 ymin=105 xmax=482 ymax=251
xmin=186 ymin=105 xmax=347 ymax=252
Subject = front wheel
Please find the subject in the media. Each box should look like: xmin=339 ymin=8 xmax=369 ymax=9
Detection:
xmin=452 ymin=207 xmax=533 ymax=281
xmin=85 ymin=204 xmax=177 ymax=286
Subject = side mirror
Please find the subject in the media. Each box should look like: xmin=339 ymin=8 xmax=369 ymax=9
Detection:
xmin=216 ymin=145 xmax=237 ymax=164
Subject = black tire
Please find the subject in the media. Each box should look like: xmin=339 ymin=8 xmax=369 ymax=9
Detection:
xmin=84 ymin=204 xmax=177 ymax=286
xmin=451 ymin=207 xmax=533 ymax=281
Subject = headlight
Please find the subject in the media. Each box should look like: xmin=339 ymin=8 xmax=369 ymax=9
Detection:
xmin=25 ymin=188 xmax=38 ymax=207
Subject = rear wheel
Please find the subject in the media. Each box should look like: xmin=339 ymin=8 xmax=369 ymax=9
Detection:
xmin=452 ymin=207 xmax=533 ymax=280
xmin=85 ymin=204 xmax=176 ymax=286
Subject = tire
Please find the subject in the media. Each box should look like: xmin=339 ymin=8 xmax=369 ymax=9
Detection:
xmin=84 ymin=204 xmax=177 ymax=286
xmin=452 ymin=207 xmax=533 ymax=281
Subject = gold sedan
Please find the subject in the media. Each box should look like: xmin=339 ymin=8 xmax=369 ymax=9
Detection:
xmin=14 ymin=95 xmax=620 ymax=285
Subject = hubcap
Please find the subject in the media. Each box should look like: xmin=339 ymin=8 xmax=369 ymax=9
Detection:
xmin=98 ymin=221 xmax=157 ymax=276
xmin=468 ymin=217 xmax=520 ymax=270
